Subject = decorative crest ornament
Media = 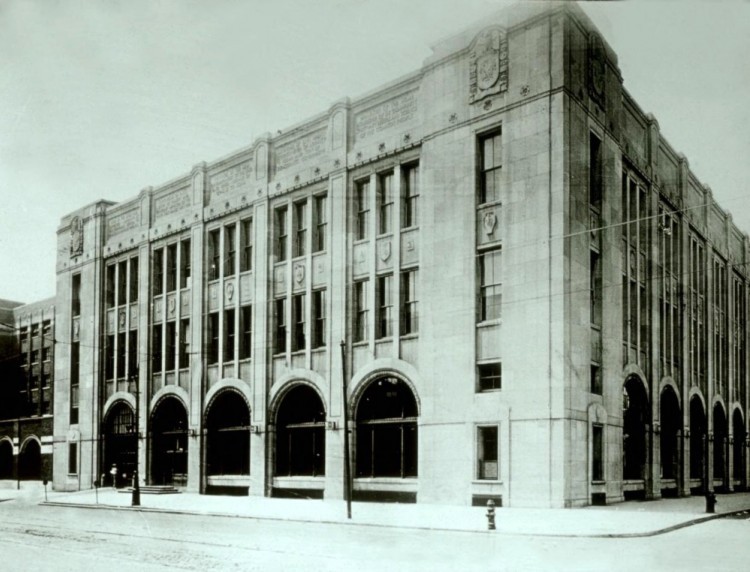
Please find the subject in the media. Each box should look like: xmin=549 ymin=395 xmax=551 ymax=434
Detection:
xmin=378 ymin=241 xmax=392 ymax=262
xmin=70 ymin=216 xmax=84 ymax=257
xmin=294 ymin=264 xmax=305 ymax=284
xmin=588 ymin=32 xmax=606 ymax=107
xmin=482 ymin=211 xmax=498 ymax=236
xmin=469 ymin=27 xmax=508 ymax=104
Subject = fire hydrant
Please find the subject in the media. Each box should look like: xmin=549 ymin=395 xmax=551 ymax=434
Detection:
xmin=486 ymin=499 xmax=496 ymax=530
xmin=705 ymin=491 xmax=717 ymax=514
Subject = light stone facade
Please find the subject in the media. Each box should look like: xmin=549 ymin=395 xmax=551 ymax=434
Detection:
xmin=53 ymin=2 xmax=749 ymax=507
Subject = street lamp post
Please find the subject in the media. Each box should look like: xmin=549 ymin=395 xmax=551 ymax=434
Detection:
xmin=131 ymin=366 xmax=140 ymax=507
xmin=340 ymin=340 xmax=352 ymax=519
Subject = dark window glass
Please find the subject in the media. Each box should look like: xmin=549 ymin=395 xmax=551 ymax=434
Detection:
xmin=275 ymin=299 xmax=286 ymax=354
xmin=276 ymin=207 xmax=288 ymax=261
xmin=401 ymin=269 xmax=418 ymax=335
xmin=118 ymin=260 xmax=128 ymax=303
xmin=312 ymin=290 xmax=326 ymax=348
xmin=377 ymin=275 xmax=392 ymax=339
xmin=129 ymin=257 xmax=139 ymax=301
xmin=477 ymin=426 xmax=499 ymax=480
xmin=179 ymin=239 xmax=190 ymax=289
xmin=293 ymin=294 xmax=306 ymax=351
xmin=153 ymin=248 xmax=164 ymax=295
xmin=179 ymin=319 xmax=190 ymax=368
xmin=152 ymin=324 xmax=163 ymax=373
xmin=240 ymin=306 xmax=252 ymax=359
xmin=294 ymin=201 xmax=307 ymax=258
xmin=479 ymin=249 xmax=502 ymax=321
xmin=478 ymin=362 xmax=502 ymax=391
xmin=313 ymin=195 xmax=327 ymax=253
xmin=105 ymin=265 xmax=115 ymax=308
xmin=224 ymin=309 xmax=235 ymax=361
xmin=209 ymin=230 xmax=220 ymax=281
xmin=105 ymin=336 xmax=114 ymax=380
xmin=479 ymin=131 xmax=502 ymax=204
xmin=592 ymin=424 xmax=604 ymax=481
xmin=402 ymin=164 xmax=419 ymax=228
xmin=377 ymin=172 xmax=393 ymax=235
xmin=117 ymin=332 xmax=126 ymax=378
xmin=589 ymin=133 xmax=602 ymax=209
xmin=356 ymin=180 xmax=370 ymax=240
xmin=354 ymin=280 xmax=368 ymax=343
xmin=208 ymin=313 xmax=219 ymax=365
xmin=72 ymin=273 xmax=82 ymax=317
xmin=166 ymin=244 xmax=177 ymax=293
xmin=240 ymin=219 xmax=253 ymax=272
xmin=165 ymin=322 xmax=176 ymax=371
xmin=68 ymin=443 xmax=78 ymax=474
xmin=224 ymin=225 xmax=236 ymax=277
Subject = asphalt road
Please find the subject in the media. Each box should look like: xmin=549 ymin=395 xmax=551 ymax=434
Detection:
xmin=1 ymin=496 xmax=748 ymax=571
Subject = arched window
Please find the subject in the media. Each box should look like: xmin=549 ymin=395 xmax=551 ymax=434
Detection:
xmin=713 ymin=404 xmax=727 ymax=483
xmin=733 ymin=410 xmax=745 ymax=484
xmin=275 ymin=384 xmax=326 ymax=477
xmin=622 ymin=377 xmax=649 ymax=481
xmin=0 ymin=440 xmax=13 ymax=480
xmin=355 ymin=376 xmax=418 ymax=478
xmin=103 ymin=402 xmax=137 ymax=482
xmin=19 ymin=439 xmax=41 ymax=480
xmin=151 ymin=397 xmax=188 ymax=486
xmin=206 ymin=390 xmax=250 ymax=476
xmin=659 ymin=387 xmax=680 ymax=481
xmin=689 ymin=397 xmax=706 ymax=483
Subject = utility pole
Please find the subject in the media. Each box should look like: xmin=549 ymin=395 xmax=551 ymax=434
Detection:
xmin=131 ymin=364 xmax=140 ymax=507
xmin=340 ymin=340 xmax=351 ymax=519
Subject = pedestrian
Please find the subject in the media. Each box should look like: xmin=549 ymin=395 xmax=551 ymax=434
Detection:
xmin=110 ymin=464 xmax=118 ymax=489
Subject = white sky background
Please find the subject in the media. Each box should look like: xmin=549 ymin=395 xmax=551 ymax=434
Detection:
xmin=1 ymin=0 xmax=748 ymax=303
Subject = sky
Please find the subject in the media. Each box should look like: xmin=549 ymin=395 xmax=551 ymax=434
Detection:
xmin=1 ymin=0 xmax=749 ymax=303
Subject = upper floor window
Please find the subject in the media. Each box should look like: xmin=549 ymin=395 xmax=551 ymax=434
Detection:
xmin=377 ymin=172 xmax=394 ymax=235
xmin=376 ymin=274 xmax=393 ymax=339
xmin=401 ymin=269 xmax=418 ymax=335
xmin=478 ymin=249 xmax=502 ymax=322
xmin=240 ymin=218 xmax=253 ymax=272
xmin=71 ymin=273 xmax=82 ymax=317
xmin=117 ymin=260 xmax=128 ymax=303
xmin=589 ymin=133 xmax=603 ymax=210
xmin=208 ymin=229 xmax=221 ymax=281
xmin=294 ymin=201 xmax=307 ymax=258
xmin=153 ymin=248 xmax=165 ymax=295
xmin=479 ymin=131 xmax=502 ymax=205
xmin=166 ymin=243 xmax=178 ymax=293
xmin=354 ymin=280 xmax=369 ymax=343
xmin=129 ymin=257 xmax=139 ymax=301
xmin=179 ymin=239 xmax=190 ymax=289
xmin=477 ymin=425 xmax=499 ymax=480
xmin=276 ymin=206 xmax=288 ymax=261
xmin=356 ymin=179 xmax=370 ymax=240
xmin=312 ymin=289 xmax=326 ymax=349
xmin=240 ymin=306 xmax=252 ymax=359
xmin=224 ymin=225 xmax=236 ymax=277
xmin=313 ymin=194 xmax=327 ymax=253
xmin=402 ymin=164 xmax=419 ymax=229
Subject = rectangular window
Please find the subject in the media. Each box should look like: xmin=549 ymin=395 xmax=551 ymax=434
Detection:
xmin=42 ymin=320 xmax=51 ymax=340
xmin=128 ymin=330 xmax=138 ymax=377
xmin=478 ymin=362 xmax=502 ymax=392
xmin=274 ymin=298 xmax=287 ymax=354
xmin=312 ymin=289 xmax=326 ymax=348
xmin=401 ymin=269 xmax=418 ymax=335
xmin=590 ymin=250 xmax=602 ymax=327
xmin=166 ymin=243 xmax=177 ymax=293
xmin=240 ymin=218 xmax=253 ymax=272
xmin=152 ymin=324 xmax=163 ymax=373
xmin=356 ymin=179 xmax=370 ymax=240
xmin=293 ymin=294 xmax=306 ymax=351
xmin=402 ymin=164 xmax=419 ymax=228
xmin=209 ymin=229 xmax=221 ymax=280
xmin=208 ymin=313 xmax=219 ymax=365
xmin=376 ymin=274 xmax=393 ymax=339
xmin=117 ymin=332 xmax=126 ymax=378
xmin=68 ymin=443 xmax=78 ymax=475
xmin=31 ymin=350 xmax=39 ymax=364
xmin=129 ymin=257 xmax=139 ymax=302
xmin=105 ymin=265 xmax=115 ymax=308
xmin=153 ymin=248 xmax=164 ymax=295
xmin=592 ymin=424 xmax=604 ymax=481
xmin=224 ymin=225 xmax=236 ymax=277
xmin=589 ymin=133 xmax=603 ymax=209
xmin=479 ymin=249 xmax=502 ymax=322
xmin=276 ymin=206 xmax=288 ymax=261
xmin=72 ymin=273 xmax=82 ymax=317
xmin=179 ymin=319 xmax=190 ymax=368
xmin=165 ymin=321 xmax=176 ymax=371
xmin=377 ymin=172 xmax=394 ymax=235
xmin=294 ymin=201 xmax=307 ymax=258
xmin=70 ymin=341 xmax=80 ymax=424
xmin=477 ymin=426 xmax=499 ymax=480
xmin=118 ymin=260 xmax=128 ymax=304
xmin=479 ymin=131 xmax=502 ymax=204
xmin=105 ymin=335 xmax=115 ymax=380
xmin=354 ymin=280 xmax=369 ymax=343
xmin=590 ymin=364 xmax=602 ymax=395
xmin=313 ymin=194 xmax=327 ymax=253
xmin=240 ymin=306 xmax=252 ymax=359
xmin=224 ymin=309 xmax=235 ymax=361
xmin=179 ymin=239 xmax=190 ymax=289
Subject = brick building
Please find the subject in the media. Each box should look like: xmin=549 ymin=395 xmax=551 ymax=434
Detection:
xmin=52 ymin=2 xmax=749 ymax=507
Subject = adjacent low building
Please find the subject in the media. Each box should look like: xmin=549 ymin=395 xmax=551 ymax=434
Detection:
xmin=52 ymin=2 xmax=749 ymax=507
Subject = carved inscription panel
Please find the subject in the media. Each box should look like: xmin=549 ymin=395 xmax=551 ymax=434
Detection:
xmin=354 ymin=91 xmax=418 ymax=142
xmin=210 ymin=161 xmax=253 ymax=198
xmin=275 ymin=129 xmax=327 ymax=173
xmin=107 ymin=208 xmax=139 ymax=240
xmin=154 ymin=187 xmax=191 ymax=219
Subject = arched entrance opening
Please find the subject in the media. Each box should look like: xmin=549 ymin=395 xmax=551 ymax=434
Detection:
xmin=150 ymin=397 xmax=188 ymax=487
xmin=659 ymin=386 xmax=681 ymax=494
xmin=18 ymin=439 xmax=41 ymax=480
xmin=206 ymin=390 xmax=250 ymax=480
xmin=103 ymin=401 xmax=136 ymax=486
xmin=622 ymin=376 xmax=649 ymax=488
xmin=355 ymin=376 xmax=418 ymax=484
xmin=713 ymin=403 xmax=727 ymax=491
xmin=275 ymin=384 xmax=326 ymax=478
xmin=733 ymin=409 xmax=746 ymax=490
xmin=0 ymin=440 xmax=13 ymax=479
xmin=689 ymin=396 xmax=707 ymax=493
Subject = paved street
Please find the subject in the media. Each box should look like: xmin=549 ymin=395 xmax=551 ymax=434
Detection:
xmin=1 ymin=489 xmax=750 ymax=571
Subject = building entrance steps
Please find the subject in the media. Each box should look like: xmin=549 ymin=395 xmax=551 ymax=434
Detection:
xmin=33 ymin=489 xmax=750 ymax=537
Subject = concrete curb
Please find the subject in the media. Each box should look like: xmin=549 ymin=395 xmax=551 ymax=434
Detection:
xmin=38 ymin=500 xmax=750 ymax=538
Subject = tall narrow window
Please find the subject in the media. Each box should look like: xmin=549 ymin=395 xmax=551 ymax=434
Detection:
xmin=402 ymin=164 xmax=419 ymax=228
xmin=590 ymin=250 xmax=602 ymax=327
xmin=275 ymin=298 xmax=287 ymax=353
xmin=152 ymin=324 xmax=163 ymax=373
xmin=105 ymin=335 xmax=115 ymax=380
xmin=276 ymin=206 xmax=288 ymax=261
xmin=592 ymin=424 xmax=604 ymax=481
xmin=589 ymin=133 xmax=603 ymax=210
xmin=179 ymin=319 xmax=190 ymax=368
xmin=165 ymin=321 xmax=176 ymax=372
xmin=129 ymin=257 xmax=139 ymax=301
xmin=479 ymin=249 xmax=502 ymax=321
xmin=377 ymin=172 xmax=394 ymax=235
xmin=166 ymin=243 xmax=177 ymax=293
xmin=153 ymin=248 xmax=164 ymax=295
xmin=479 ymin=131 xmax=502 ymax=204
xmin=105 ymin=265 xmax=115 ymax=308
xmin=209 ymin=230 xmax=220 ymax=280
xmin=401 ymin=269 xmax=418 ymax=335
xmin=118 ymin=260 xmax=127 ymax=304
xmin=68 ymin=443 xmax=78 ymax=475
xmin=240 ymin=218 xmax=253 ymax=272
xmin=294 ymin=201 xmax=307 ymax=258
xmin=72 ymin=273 xmax=82 ymax=317
xmin=376 ymin=274 xmax=393 ymax=339
xmin=477 ymin=426 xmax=499 ymax=480
xmin=240 ymin=306 xmax=252 ymax=359
xmin=128 ymin=330 xmax=138 ymax=377
xmin=224 ymin=225 xmax=236 ymax=277
xmin=354 ymin=280 xmax=369 ymax=343
xmin=293 ymin=294 xmax=306 ymax=351
xmin=356 ymin=179 xmax=370 ymax=240
xmin=179 ymin=239 xmax=190 ymax=289
xmin=117 ymin=332 xmax=126 ymax=378
xmin=208 ymin=313 xmax=219 ymax=365
xmin=70 ymin=341 xmax=80 ymax=424
xmin=224 ymin=309 xmax=235 ymax=361
xmin=313 ymin=194 xmax=327 ymax=253
xmin=312 ymin=289 xmax=326 ymax=348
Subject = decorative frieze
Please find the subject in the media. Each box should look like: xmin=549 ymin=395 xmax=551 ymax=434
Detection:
xmin=209 ymin=161 xmax=253 ymax=198
xmin=107 ymin=208 xmax=139 ymax=241
xmin=154 ymin=187 xmax=191 ymax=219
xmin=355 ymin=91 xmax=418 ymax=142
xmin=275 ymin=129 xmax=327 ymax=173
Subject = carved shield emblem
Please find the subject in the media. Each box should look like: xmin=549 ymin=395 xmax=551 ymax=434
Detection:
xmin=477 ymin=54 xmax=500 ymax=90
xmin=294 ymin=264 xmax=305 ymax=284
xmin=588 ymin=33 xmax=606 ymax=106
xmin=469 ymin=27 xmax=508 ymax=104
xmin=378 ymin=241 xmax=392 ymax=262
xmin=225 ymin=282 xmax=235 ymax=302
xmin=482 ymin=212 xmax=497 ymax=236
xmin=70 ymin=216 xmax=84 ymax=257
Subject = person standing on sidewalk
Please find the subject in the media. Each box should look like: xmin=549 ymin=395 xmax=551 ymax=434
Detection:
xmin=110 ymin=464 xmax=118 ymax=489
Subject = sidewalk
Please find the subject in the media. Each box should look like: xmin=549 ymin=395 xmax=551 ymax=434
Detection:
xmin=17 ymin=486 xmax=748 ymax=538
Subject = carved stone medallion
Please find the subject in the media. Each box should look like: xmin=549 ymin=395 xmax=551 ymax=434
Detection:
xmin=294 ymin=264 xmax=305 ymax=284
xmin=225 ymin=282 xmax=235 ymax=302
xmin=482 ymin=211 xmax=498 ymax=236
xmin=70 ymin=216 xmax=84 ymax=257
xmin=469 ymin=27 xmax=508 ymax=104
xmin=588 ymin=33 xmax=606 ymax=106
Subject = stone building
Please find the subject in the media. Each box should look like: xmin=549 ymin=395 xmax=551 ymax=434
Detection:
xmin=0 ymin=297 xmax=55 ymax=484
xmin=52 ymin=2 xmax=749 ymax=507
